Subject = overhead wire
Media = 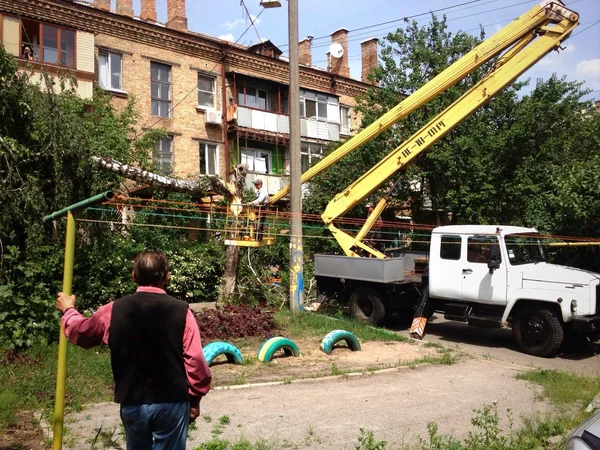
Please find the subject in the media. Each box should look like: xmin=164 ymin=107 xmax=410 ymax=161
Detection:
xmin=87 ymin=199 xmax=600 ymax=245
xmin=134 ymin=4 xmax=265 ymax=139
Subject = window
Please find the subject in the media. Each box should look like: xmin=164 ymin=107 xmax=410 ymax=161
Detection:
xmin=237 ymin=85 xmax=269 ymax=110
xmin=340 ymin=106 xmax=351 ymax=134
xmin=242 ymin=148 xmax=272 ymax=174
xmin=20 ymin=19 xmax=76 ymax=68
xmin=467 ymin=236 xmax=501 ymax=264
xmin=300 ymin=89 xmax=339 ymax=122
xmin=198 ymin=74 xmax=216 ymax=109
xmin=505 ymin=233 xmax=547 ymax=265
xmin=300 ymin=142 xmax=324 ymax=172
xmin=440 ymin=235 xmax=461 ymax=260
xmin=199 ymin=142 xmax=219 ymax=175
xmin=98 ymin=51 xmax=122 ymax=91
xmin=153 ymin=137 xmax=173 ymax=173
xmin=151 ymin=62 xmax=171 ymax=117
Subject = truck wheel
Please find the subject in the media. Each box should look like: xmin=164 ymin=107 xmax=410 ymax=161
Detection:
xmin=512 ymin=306 xmax=564 ymax=357
xmin=349 ymin=287 xmax=386 ymax=325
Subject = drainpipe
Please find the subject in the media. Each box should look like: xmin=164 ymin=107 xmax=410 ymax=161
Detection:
xmin=221 ymin=46 xmax=229 ymax=181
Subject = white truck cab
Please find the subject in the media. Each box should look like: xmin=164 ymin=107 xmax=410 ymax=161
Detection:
xmin=315 ymin=224 xmax=600 ymax=358
xmin=429 ymin=225 xmax=600 ymax=356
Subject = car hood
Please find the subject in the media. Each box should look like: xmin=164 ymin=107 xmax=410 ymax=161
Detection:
xmin=521 ymin=263 xmax=600 ymax=286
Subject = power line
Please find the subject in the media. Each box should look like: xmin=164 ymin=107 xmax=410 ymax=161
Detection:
xmin=571 ymin=18 xmax=600 ymax=38
xmin=135 ymin=7 xmax=265 ymax=139
xmin=240 ymin=0 xmax=263 ymax=46
xmin=278 ymin=0 xmax=487 ymax=48
xmin=287 ymin=0 xmax=587 ymax=56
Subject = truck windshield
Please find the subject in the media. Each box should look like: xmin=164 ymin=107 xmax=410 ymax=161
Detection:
xmin=505 ymin=233 xmax=547 ymax=265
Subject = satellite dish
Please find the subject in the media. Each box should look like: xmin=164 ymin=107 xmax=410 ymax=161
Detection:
xmin=329 ymin=42 xmax=344 ymax=59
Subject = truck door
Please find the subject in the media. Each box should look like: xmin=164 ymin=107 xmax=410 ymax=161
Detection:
xmin=429 ymin=234 xmax=464 ymax=300
xmin=461 ymin=235 xmax=508 ymax=304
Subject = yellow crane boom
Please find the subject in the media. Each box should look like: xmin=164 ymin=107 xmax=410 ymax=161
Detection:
xmin=320 ymin=1 xmax=579 ymax=258
xmin=267 ymin=1 xmax=577 ymax=207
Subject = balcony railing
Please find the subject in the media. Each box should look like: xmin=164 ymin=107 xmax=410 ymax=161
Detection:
xmin=246 ymin=173 xmax=289 ymax=194
xmin=231 ymin=105 xmax=340 ymax=142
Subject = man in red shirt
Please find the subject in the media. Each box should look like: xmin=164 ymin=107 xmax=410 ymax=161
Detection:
xmin=56 ymin=250 xmax=212 ymax=450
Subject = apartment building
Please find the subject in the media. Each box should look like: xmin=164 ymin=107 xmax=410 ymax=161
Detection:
xmin=0 ymin=0 xmax=378 ymax=194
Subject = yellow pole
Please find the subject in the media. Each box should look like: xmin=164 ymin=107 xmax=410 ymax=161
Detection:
xmin=52 ymin=210 xmax=76 ymax=450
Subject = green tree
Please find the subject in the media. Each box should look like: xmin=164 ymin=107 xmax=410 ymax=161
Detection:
xmin=0 ymin=45 xmax=162 ymax=347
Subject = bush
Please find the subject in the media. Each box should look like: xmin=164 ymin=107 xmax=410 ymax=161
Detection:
xmin=196 ymin=304 xmax=279 ymax=341
xmin=167 ymin=241 xmax=225 ymax=303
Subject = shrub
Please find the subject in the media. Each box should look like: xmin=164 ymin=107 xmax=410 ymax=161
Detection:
xmin=196 ymin=304 xmax=279 ymax=341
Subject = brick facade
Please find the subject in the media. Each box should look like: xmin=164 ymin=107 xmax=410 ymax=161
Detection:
xmin=1 ymin=0 xmax=378 ymax=187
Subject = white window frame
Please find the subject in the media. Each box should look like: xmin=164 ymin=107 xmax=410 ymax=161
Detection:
xmin=301 ymin=142 xmax=324 ymax=172
xmin=340 ymin=105 xmax=351 ymax=134
xmin=197 ymin=74 xmax=216 ymax=110
xmin=151 ymin=62 xmax=172 ymax=118
xmin=153 ymin=136 xmax=173 ymax=173
xmin=238 ymin=85 xmax=270 ymax=111
xmin=98 ymin=50 xmax=123 ymax=92
xmin=199 ymin=142 xmax=219 ymax=176
xmin=300 ymin=89 xmax=339 ymax=123
xmin=241 ymin=148 xmax=273 ymax=174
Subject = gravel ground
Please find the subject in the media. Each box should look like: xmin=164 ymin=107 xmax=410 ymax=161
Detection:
xmin=63 ymin=356 xmax=552 ymax=449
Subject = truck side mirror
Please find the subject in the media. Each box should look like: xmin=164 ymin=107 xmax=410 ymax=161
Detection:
xmin=487 ymin=258 xmax=500 ymax=274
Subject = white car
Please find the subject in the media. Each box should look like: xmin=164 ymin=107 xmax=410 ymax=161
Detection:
xmin=566 ymin=411 xmax=600 ymax=449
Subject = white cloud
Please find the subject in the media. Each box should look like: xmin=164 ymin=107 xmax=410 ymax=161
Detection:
xmin=577 ymin=59 xmax=600 ymax=78
xmin=218 ymin=33 xmax=235 ymax=42
xmin=224 ymin=15 xmax=261 ymax=31
xmin=576 ymin=59 xmax=600 ymax=90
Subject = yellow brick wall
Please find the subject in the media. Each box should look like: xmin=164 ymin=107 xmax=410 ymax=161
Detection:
xmin=95 ymin=34 xmax=225 ymax=180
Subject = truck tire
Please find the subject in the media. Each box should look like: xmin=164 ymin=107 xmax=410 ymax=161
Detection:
xmin=349 ymin=286 xmax=386 ymax=326
xmin=512 ymin=306 xmax=564 ymax=357
xmin=202 ymin=341 xmax=244 ymax=366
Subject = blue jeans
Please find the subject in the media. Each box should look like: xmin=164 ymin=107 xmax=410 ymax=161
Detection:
xmin=120 ymin=402 xmax=189 ymax=450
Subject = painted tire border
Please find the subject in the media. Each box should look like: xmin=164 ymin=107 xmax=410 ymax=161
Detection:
xmin=320 ymin=330 xmax=362 ymax=355
xmin=257 ymin=337 xmax=300 ymax=362
xmin=203 ymin=341 xmax=244 ymax=366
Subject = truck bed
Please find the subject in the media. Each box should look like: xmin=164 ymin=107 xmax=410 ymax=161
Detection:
xmin=314 ymin=252 xmax=426 ymax=284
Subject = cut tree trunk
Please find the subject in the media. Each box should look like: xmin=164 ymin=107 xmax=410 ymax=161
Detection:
xmin=92 ymin=156 xmax=246 ymax=303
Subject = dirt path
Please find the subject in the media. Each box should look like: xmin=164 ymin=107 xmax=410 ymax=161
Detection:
xmin=61 ymin=339 xmax=554 ymax=449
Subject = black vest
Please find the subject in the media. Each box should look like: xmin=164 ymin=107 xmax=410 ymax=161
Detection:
xmin=108 ymin=291 xmax=189 ymax=405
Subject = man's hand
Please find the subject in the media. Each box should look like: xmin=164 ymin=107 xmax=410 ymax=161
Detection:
xmin=189 ymin=397 xmax=200 ymax=422
xmin=56 ymin=292 xmax=76 ymax=313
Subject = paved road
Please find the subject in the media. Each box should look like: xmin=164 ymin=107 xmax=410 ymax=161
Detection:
xmin=391 ymin=315 xmax=600 ymax=377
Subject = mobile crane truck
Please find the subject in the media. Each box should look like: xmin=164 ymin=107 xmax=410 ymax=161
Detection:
xmin=312 ymin=0 xmax=600 ymax=358
xmin=229 ymin=1 xmax=600 ymax=357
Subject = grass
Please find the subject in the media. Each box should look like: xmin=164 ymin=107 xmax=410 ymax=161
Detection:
xmin=0 ymin=344 xmax=113 ymax=429
xmin=517 ymin=369 xmax=600 ymax=412
xmin=273 ymin=310 xmax=407 ymax=343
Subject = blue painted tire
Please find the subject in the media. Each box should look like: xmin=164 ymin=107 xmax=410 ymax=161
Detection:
xmin=203 ymin=341 xmax=244 ymax=366
xmin=320 ymin=330 xmax=361 ymax=355
xmin=257 ymin=337 xmax=300 ymax=362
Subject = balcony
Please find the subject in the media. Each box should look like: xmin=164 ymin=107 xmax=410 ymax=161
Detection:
xmin=246 ymin=173 xmax=289 ymax=194
xmin=230 ymin=105 xmax=340 ymax=142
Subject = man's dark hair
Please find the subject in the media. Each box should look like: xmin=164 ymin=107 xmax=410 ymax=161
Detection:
xmin=132 ymin=251 xmax=169 ymax=286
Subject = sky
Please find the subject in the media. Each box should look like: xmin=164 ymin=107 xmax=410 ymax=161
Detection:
xmin=132 ymin=0 xmax=600 ymax=101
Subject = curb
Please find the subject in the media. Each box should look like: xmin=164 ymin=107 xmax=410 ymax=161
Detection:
xmin=213 ymin=363 xmax=423 ymax=391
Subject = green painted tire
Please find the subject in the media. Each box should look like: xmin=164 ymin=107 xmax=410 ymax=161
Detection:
xmin=203 ymin=341 xmax=244 ymax=366
xmin=257 ymin=337 xmax=300 ymax=362
xmin=320 ymin=330 xmax=361 ymax=355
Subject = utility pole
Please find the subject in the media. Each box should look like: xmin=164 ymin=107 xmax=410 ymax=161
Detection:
xmin=288 ymin=0 xmax=303 ymax=312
